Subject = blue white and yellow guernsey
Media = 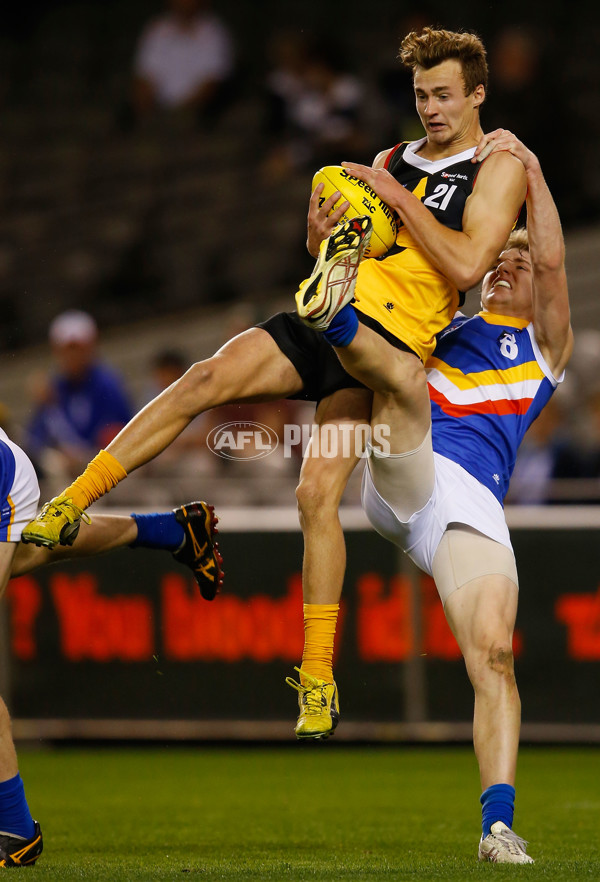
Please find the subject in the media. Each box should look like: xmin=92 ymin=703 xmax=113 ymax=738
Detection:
xmin=0 ymin=431 xmax=16 ymax=541
xmin=427 ymin=312 xmax=564 ymax=505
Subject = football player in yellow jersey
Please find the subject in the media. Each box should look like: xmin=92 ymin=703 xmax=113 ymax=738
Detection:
xmin=298 ymin=27 xmax=527 ymax=366
xmin=24 ymin=28 xmax=539 ymax=803
xmin=24 ymin=28 xmax=528 ymax=729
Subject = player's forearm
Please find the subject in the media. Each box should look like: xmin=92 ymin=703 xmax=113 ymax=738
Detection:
xmin=525 ymin=152 xmax=571 ymax=375
xmin=391 ymin=188 xmax=484 ymax=291
xmin=524 ymin=159 xmax=565 ymax=274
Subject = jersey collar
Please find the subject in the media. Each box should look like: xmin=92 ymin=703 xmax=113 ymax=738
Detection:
xmin=477 ymin=311 xmax=530 ymax=329
xmin=403 ymin=138 xmax=477 ymax=173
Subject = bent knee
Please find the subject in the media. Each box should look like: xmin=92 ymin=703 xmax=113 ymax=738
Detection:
xmin=378 ymin=357 xmax=427 ymax=400
xmin=180 ymin=361 xmax=215 ymax=393
xmin=174 ymin=360 xmax=224 ymax=411
xmin=465 ymin=640 xmax=516 ymax=686
xmin=296 ymin=467 xmax=346 ymax=516
xmin=487 ymin=643 xmax=515 ymax=678
xmin=466 ymin=642 xmax=515 ymax=683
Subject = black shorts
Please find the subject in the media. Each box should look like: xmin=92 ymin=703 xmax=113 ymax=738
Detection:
xmin=256 ymin=311 xmax=365 ymax=403
xmin=356 ymin=311 xmax=419 ymax=357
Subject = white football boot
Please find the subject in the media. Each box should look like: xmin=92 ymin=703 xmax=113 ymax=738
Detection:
xmin=295 ymin=216 xmax=372 ymax=331
xmin=478 ymin=821 xmax=534 ymax=864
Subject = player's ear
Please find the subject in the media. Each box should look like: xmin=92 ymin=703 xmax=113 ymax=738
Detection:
xmin=472 ymin=84 xmax=485 ymax=109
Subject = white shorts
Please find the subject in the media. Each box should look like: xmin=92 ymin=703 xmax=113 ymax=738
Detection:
xmin=362 ymin=449 xmax=513 ymax=578
xmin=0 ymin=429 xmax=40 ymax=542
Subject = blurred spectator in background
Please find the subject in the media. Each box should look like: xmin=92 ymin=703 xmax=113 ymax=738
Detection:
xmin=575 ymin=386 xmax=600 ymax=484
xmin=139 ymin=347 xmax=215 ymax=482
xmin=25 ymin=311 xmax=133 ymax=494
xmin=262 ymin=33 xmax=367 ymax=180
xmin=129 ymin=0 xmax=236 ymax=129
xmin=375 ymin=12 xmax=434 ymax=145
xmin=192 ymin=305 xmax=305 ymax=502
xmin=143 ymin=348 xmax=190 ymax=402
xmin=586 ymin=389 xmax=600 ymax=477
xmin=506 ymin=394 xmax=590 ymax=505
xmin=483 ymin=26 xmax=564 ymax=210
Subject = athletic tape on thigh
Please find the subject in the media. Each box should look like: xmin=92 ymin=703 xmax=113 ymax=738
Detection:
xmin=432 ymin=526 xmax=518 ymax=606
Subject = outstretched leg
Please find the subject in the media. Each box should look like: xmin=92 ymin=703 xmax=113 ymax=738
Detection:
xmin=22 ymin=328 xmax=304 ymax=547
xmin=13 ymin=507 xmax=222 ymax=600
xmin=0 ymin=543 xmax=43 ymax=866
xmin=12 ymin=514 xmax=137 ymax=576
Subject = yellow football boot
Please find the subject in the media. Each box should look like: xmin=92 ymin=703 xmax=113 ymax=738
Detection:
xmin=21 ymin=496 xmax=90 ymax=548
xmin=286 ymin=666 xmax=340 ymax=739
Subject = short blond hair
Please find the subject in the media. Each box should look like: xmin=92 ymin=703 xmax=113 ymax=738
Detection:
xmin=400 ymin=27 xmax=488 ymax=96
xmin=504 ymin=228 xmax=529 ymax=253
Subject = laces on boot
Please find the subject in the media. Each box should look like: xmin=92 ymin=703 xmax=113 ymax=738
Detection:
xmin=493 ymin=828 xmax=530 ymax=856
xmin=40 ymin=496 xmax=92 ymax=525
xmin=286 ymin=666 xmax=329 ymax=715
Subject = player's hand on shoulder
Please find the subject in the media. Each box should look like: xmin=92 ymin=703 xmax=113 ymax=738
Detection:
xmin=307 ymin=182 xmax=349 ymax=258
xmin=474 ymin=129 xmax=538 ymax=172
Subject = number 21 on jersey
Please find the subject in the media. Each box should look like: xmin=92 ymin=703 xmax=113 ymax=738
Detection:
xmin=423 ymin=183 xmax=457 ymax=211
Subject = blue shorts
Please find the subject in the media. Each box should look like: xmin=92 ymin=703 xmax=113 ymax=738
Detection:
xmin=0 ymin=429 xmax=39 ymax=542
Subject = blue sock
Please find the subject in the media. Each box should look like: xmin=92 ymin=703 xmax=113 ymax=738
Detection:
xmin=480 ymin=783 xmax=515 ymax=837
xmin=323 ymin=304 xmax=359 ymax=347
xmin=0 ymin=774 xmax=35 ymax=839
xmin=130 ymin=512 xmax=185 ymax=551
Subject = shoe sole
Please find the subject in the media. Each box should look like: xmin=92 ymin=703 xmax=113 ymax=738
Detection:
xmin=295 ymin=705 xmax=340 ymax=741
xmin=295 ymin=726 xmax=337 ymax=741
xmin=295 ymin=217 xmax=372 ymax=329
xmin=174 ymin=502 xmax=224 ymax=601
xmin=21 ymin=519 xmax=81 ymax=549
xmin=197 ymin=503 xmax=224 ymax=600
xmin=478 ymin=842 xmax=534 ymax=864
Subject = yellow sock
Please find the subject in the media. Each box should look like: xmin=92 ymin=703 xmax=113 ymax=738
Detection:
xmin=62 ymin=449 xmax=128 ymax=510
xmin=301 ymin=603 xmax=339 ymax=684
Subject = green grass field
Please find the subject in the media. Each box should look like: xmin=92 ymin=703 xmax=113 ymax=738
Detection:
xmin=17 ymin=745 xmax=600 ymax=880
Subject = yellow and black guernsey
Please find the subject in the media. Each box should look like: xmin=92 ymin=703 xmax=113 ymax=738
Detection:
xmin=353 ymin=137 xmax=484 ymax=362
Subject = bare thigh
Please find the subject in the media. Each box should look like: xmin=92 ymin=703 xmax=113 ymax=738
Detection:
xmin=298 ymin=387 xmax=373 ymax=502
xmin=444 ymin=572 xmax=519 ymax=657
xmin=106 ymin=328 xmax=306 ymax=472
xmin=206 ymin=327 xmax=306 ymax=404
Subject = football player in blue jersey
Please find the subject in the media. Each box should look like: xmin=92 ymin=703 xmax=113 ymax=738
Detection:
xmin=0 ymin=425 xmax=222 ymax=866
xmin=297 ymin=129 xmax=572 ymax=862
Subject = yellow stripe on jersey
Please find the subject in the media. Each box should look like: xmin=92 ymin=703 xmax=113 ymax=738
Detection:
xmin=6 ymin=494 xmax=15 ymax=542
xmin=410 ymin=176 xmax=428 ymax=201
xmin=477 ymin=311 xmax=530 ymax=329
xmin=427 ymin=356 xmax=546 ymax=390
